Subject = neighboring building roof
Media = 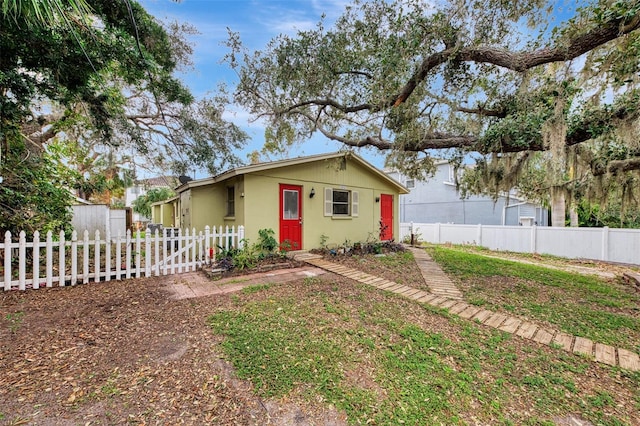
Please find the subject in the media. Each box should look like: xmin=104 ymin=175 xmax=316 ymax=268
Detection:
xmin=174 ymin=152 xmax=409 ymax=194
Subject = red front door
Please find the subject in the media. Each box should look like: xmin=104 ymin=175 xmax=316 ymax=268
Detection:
xmin=380 ymin=194 xmax=393 ymax=240
xmin=279 ymin=184 xmax=302 ymax=250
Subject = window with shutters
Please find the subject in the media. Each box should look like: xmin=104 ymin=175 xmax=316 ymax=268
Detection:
xmin=324 ymin=188 xmax=358 ymax=217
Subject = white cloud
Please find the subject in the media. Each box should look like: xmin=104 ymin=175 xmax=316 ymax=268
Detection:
xmin=310 ymin=0 xmax=351 ymax=19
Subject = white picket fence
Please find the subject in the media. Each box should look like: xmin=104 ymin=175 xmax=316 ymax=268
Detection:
xmin=400 ymin=222 xmax=640 ymax=265
xmin=1 ymin=225 xmax=244 ymax=291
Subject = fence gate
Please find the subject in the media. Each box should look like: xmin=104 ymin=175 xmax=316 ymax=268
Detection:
xmin=151 ymin=228 xmax=202 ymax=276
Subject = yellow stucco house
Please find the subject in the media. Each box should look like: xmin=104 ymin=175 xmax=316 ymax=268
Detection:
xmin=151 ymin=152 xmax=408 ymax=250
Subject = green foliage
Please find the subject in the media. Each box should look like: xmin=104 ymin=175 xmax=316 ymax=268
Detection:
xmin=577 ymin=198 xmax=640 ymax=229
xmin=5 ymin=311 xmax=24 ymax=333
xmin=215 ymin=240 xmax=259 ymax=271
xmin=47 ymin=138 xmax=134 ymax=205
xmin=428 ymin=245 xmax=640 ymax=350
xmin=1 ymin=0 xmax=92 ymax=27
xmin=132 ymin=187 xmax=175 ymax=219
xmin=231 ymin=244 xmax=258 ymax=270
xmin=0 ymin=140 xmax=74 ymax=236
xmin=256 ymin=228 xmax=278 ymax=254
xmin=0 ymin=0 xmax=248 ymax=232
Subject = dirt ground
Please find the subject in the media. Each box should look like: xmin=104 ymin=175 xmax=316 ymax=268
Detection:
xmin=0 ymin=274 xmax=346 ymax=425
xmin=1 ymin=250 xmax=638 ymax=425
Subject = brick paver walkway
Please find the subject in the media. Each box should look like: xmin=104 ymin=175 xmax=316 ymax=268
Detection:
xmin=408 ymin=247 xmax=463 ymax=299
xmin=165 ymin=266 xmax=326 ymax=300
xmin=303 ymin=252 xmax=640 ymax=372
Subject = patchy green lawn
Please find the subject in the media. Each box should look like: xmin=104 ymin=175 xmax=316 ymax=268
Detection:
xmin=210 ymin=274 xmax=640 ymax=425
xmin=426 ymin=245 xmax=640 ymax=353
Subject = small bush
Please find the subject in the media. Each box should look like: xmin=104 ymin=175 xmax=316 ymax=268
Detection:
xmin=257 ymin=228 xmax=278 ymax=254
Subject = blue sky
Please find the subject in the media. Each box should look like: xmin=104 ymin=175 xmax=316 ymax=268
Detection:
xmin=137 ymin=0 xmax=371 ymax=171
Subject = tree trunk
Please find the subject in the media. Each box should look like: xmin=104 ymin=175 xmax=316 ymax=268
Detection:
xmin=550 ymin=187 xmax=566 ymax=227
xmin=569 ymin=203 xmax=579 ymax=227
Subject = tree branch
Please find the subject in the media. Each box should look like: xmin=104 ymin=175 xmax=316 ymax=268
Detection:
xmin=393 ymin=10 xmax=640 ymax=106
xmin=456 ymin=106 xmax=506 ymax=117
xmin=607 ymin=157 xmax=640 ymax=174
xmin=278 ymin=98 xmax=375 ymax=115
xmin=333 ymin=70 xmax=374 ymax=79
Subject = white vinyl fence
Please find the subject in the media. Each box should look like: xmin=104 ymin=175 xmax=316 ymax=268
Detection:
xmin=1 ymin=225 xmax=244 ymax=291
xmin=400 ymin=222 xmax=640 ymax=266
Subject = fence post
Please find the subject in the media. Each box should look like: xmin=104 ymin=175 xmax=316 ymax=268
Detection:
xmin=46 ymin=231 xmax=53 ymax=288
xmin=154 ymin=229 xmax=160 ymax=276
xmin=59 ymin=230 xmax=66 ymax=286
xmin=18 ymin=231 xmax=26 ymax=290
xmin=105 ymin=230 xmax=111 ymax=282
xmin=198 ymin=230 xmax=204 ymax=268
xmin=238 ymin=226 xmax=245 ymax=249
xmin=477 ymin=224 xmax=482 ymax=247
xmin=205 ymin=225 xmax=211 ymax=264
xmin=71 ymin=230 xmax=78 ymax=285
xmin=177 ymin=228 xmax=183 ymax=273
xmin=94 ymin=230 xmax=101 ymax=283
xmin=214 ymin=226 xmax=221 ymax=251
xmin=191 ymin=228 xmax=197 ymax=271
xmin=116 ymin=231 xmax=122 ymax=280
xmin=531 ymin=225 xmax=537 ymax=254
xmin=82 ymin=230 xmax=90 ymax=284
xmin=602 ymin=226 xmax=609 ymax=261
xmin=169 ymin=228 xmax=176 ymax=275
xmin=183 ymin=228 xmax=190 ymax=272
xmin=145 ymin=230 xmax=151 ymax=277
xmin=125 ymin=229 xmax=132 ymax=279
xmin=435 ymin=223 xmax=441 ymax=244
xmin=33 ymin=230 xmax=40 ymax=289
xmin=3 ymin=231 xmax=11 ymax=291
xmin=163 ymin=228 xmax=169 ymax=276
xmin=135 ymin=230 xmax=141 ymax=278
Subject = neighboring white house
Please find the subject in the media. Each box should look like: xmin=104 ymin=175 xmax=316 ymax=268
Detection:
xmin=387 ymin=161 xmax=549 ymax=226
xmin=125 ymin=176 xmax=178 ymax=227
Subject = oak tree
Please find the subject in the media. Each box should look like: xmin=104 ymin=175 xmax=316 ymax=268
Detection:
xmin=229 ymin=0 xmax=640 ymax=226
xmin=1 ymin=0 xmax=247 ymax=235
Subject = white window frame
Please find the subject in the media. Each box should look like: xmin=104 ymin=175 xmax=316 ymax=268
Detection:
xmin=324 ymin=188 xmax=358 ymax=217
xmin=226 ymin=186 xmax=235 ymax=216
xmin=405 ymin=179 xmax=415 ymax=189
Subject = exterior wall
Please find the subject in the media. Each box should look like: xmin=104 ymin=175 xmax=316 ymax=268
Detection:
xmin=242 ymin=157 xmax=401 ymax=249
xmin=390 ymin=164 xmax=549 ymax=226
xmin=152 ymin=203 xmax=176 ymax=227
xmin=187 ymin=176 xmax=245 ymax=233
